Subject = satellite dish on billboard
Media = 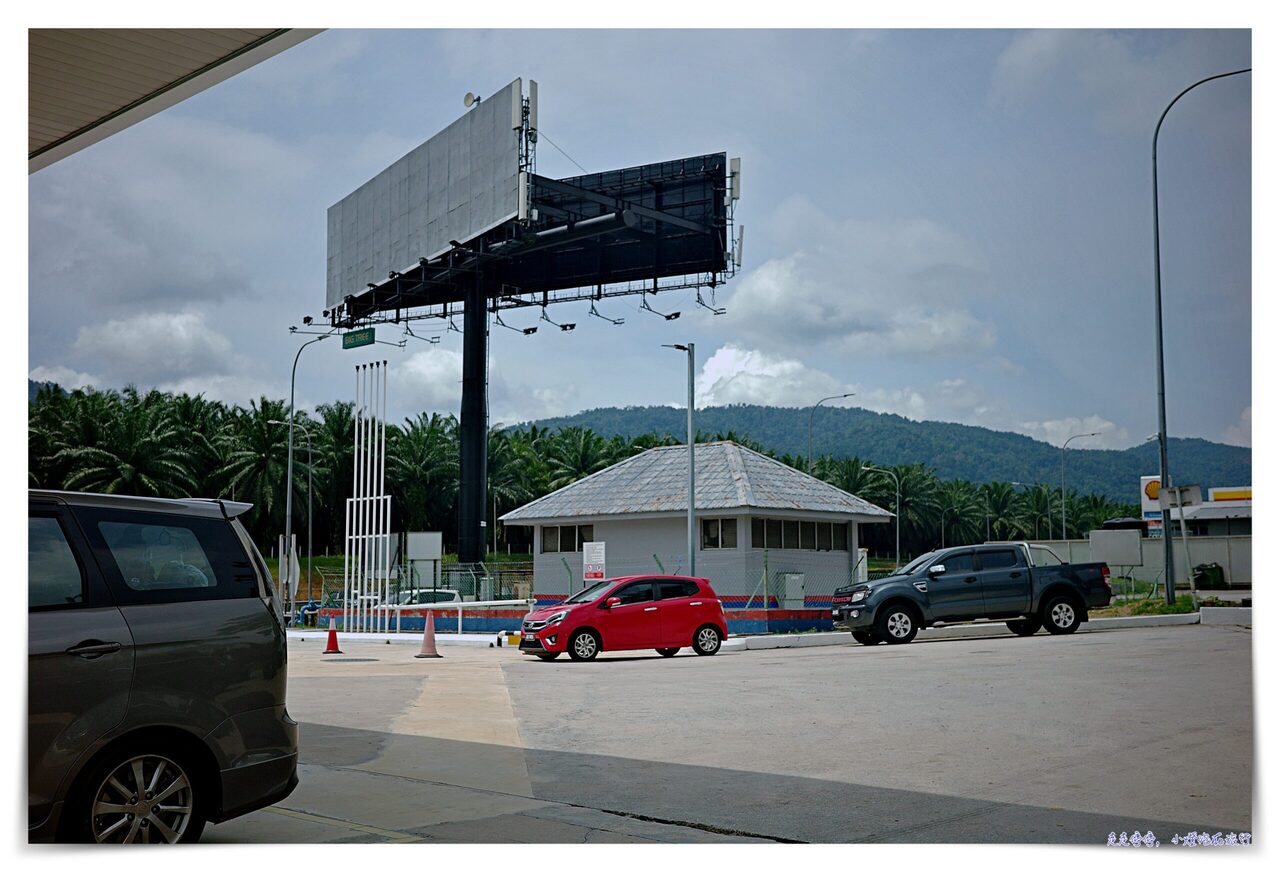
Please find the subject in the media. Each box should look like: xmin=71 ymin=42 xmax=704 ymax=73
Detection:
xmin=463 ymin=91 xmax=479 ymax=108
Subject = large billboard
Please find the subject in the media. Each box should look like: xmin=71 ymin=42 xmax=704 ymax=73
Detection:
xmin=325 ymin=79 xmax=525 ymax=309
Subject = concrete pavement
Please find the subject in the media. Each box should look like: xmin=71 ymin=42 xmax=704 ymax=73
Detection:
xmin=209 ymin=623 xmax=1252 ymax=843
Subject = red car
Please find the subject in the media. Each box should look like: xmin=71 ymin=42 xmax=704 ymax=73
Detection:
xmin=519 ymin=576 xmax=728 ymax=661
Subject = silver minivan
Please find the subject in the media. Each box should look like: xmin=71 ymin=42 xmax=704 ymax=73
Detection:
xmin=28 ymin=490 xmax=297 ymax=843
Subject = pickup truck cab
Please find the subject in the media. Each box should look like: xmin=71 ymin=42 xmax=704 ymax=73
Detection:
xmin=832 ymin=542 xmax=1111 ymax=645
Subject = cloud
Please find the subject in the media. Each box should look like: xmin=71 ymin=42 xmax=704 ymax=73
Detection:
xmin=72 ymin=312 xmax=234 ymax=383
xmin=721 ymin=196 xmax=994 ymax=359
xmin=1223 ymin=406 xmax=1251 ymax=447
xmin=28 ymin=365 xmax=98 ymax=390
xmin=386 ymin=347 xmax=580 ymax=425
xmin=697 ymin=344 xmax=848 ymax=407
xmin=990 ymin=30 xmax=1251 ymax=136
xmin=1015 ymin=415 xmax=1130 ymax=450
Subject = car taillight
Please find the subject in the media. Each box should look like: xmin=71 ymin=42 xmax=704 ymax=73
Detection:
xmin=1101 ymin=565 xmax=1112 ymax=589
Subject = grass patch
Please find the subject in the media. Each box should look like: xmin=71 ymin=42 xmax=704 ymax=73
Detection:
xmin=1092 ymin=595 xmax=1205 ymax=618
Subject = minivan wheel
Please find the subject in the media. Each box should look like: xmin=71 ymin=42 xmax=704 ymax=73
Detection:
xmin=693 ymin=626 xmax=722 ymax=656
xmin=876 ymin=604 xmax=919 ymax=645
xmin=1042 ymin=596 xmax=1082 ymax=635
xmin=75 ymin=746 xmax=205 ymax=843
xmin=656 ymin=648 xmax=680 ymax=657
xmin=1007 ymin=618 xmax=1042 ymax=636
xmin=568 ymin=629 xmax=601 ymax=661
xmin=852 ymin=630 xmax=882 ymax=646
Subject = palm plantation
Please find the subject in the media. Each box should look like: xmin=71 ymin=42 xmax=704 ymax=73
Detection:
xmin=29 ymin=384 xmax=1138 ymax=559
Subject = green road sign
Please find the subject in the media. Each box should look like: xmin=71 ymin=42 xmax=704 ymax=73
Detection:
xmin=342 ymin=328 xmax=375 ymax=349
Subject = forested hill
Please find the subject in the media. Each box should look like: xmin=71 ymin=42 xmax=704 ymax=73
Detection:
xmin=517 ymin=404 xmax=1250 ymax=503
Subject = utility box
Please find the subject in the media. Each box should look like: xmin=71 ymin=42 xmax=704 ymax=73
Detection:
xmin=782 ymin=572 xmax=805 ymax=610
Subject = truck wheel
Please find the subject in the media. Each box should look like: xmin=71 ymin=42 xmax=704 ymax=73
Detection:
xmin=852 ymin=630 xmax=882 ymax=646
xmin=1042 ymin=596 xmax=1082 ymax=635
xmin=876 ymin=604 xmax=919 ymax=645
xmin=1006 ymin=618 xmax=1042 ymax=637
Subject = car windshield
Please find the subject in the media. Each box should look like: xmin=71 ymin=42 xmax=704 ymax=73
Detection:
xmin=564 ymin=580 xmax=611 ymax=604
xmin=898 ymin=551 xmax=942 ymax=575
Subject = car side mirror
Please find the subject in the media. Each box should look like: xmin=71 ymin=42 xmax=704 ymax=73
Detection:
xmin=928 ymin=564 xmax=946 ymax=576
xmin=602 ymin=596 xmax=622 ymax=609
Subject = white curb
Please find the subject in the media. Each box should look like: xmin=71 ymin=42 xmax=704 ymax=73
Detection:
xmin=1199 ymin=607 xmax=1252 ymax=627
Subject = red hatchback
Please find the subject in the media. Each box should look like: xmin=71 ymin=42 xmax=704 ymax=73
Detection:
xmin=519 ymin=576 xmax=728 ymax=661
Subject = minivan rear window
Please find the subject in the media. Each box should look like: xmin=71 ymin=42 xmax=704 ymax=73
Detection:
xmin=76 ymin=508 xmax=259 ymax=605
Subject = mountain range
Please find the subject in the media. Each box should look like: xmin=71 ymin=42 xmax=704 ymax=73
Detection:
xmin=518 ymin=404 xmax=1250 ymax=504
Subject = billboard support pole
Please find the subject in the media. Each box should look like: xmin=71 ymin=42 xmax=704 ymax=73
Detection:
xmin=458 ymin=275 xmax=488 ymax=565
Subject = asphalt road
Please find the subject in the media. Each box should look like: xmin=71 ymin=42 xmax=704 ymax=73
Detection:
xmin=208 ymin=623 xmax=1252 ymax=844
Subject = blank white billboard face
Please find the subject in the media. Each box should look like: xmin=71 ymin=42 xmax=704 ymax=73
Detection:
xmin=326 ymin=79 xmax=523 ymax=309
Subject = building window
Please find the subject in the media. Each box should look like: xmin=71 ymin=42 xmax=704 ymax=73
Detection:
xmin=541 ymin=524 xmax=593 ymax=553
xmin=701 ymin=518 xmax=738 ymax=550
xmin=750 ymin=517 xmax=850 ymax=552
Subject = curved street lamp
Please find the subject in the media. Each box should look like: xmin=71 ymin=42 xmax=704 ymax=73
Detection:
xmin=283 ymin=334 xmax=329 ymax=614
xmin=864 ymin=465 xmax=900 ymax=570
xmin=1151 ymin=67 xmax=1250 ymax=603
xmin=1060 ymin=431 xmax=1099 ymax=540
xmin=808 ymin=392 xmax=855 ymax=475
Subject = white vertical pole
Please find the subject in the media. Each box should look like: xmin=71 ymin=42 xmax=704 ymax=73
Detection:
xmin=382 ymin=362 xmax=390 ymax=633
xmin=358 ymin=364 xmax=368 ymax=632
xmin=362 ymin=363 xmax=373 ymax=632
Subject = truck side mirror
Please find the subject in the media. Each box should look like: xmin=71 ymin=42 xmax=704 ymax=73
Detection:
xmin=928 ymin=564 xmax=947 ymax=576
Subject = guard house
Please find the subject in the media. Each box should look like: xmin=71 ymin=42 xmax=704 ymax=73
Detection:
xmin=500 ymin=441 xmax=892 ymax=610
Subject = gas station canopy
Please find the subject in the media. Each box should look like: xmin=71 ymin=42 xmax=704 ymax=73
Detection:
xmin=29 ymin=28 xmax=320 ymax=173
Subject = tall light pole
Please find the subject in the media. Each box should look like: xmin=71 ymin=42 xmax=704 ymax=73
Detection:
xmin=271 ymin=418 xmax=314 ymax=602
xmin=284 ymin=333 xmax=328 ymax=613
xmin=1151 ymin=67 xmax=1249 ymax=604
xmin=864 ymin=465 xmax=900 ymax=570
xmin=664 ymin=343 xmax=696 ymax=576
xmin=808 ymin=393 xmax=856 ymax=475
xmin=1060 ymin=431 xmax=1099 ymax=540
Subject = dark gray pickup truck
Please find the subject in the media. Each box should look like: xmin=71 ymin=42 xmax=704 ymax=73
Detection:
xmin=832 ymin=542 xmax=1112 ymax=645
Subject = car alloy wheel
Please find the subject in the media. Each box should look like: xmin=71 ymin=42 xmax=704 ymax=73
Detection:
xmin=570 ymin=631 xmax=599 ymax=661
xmin=90 ymin=754 xmax=194 ymax=843
xmin=694 ymin=627 xmax=721 ymax=655
xmin=1050 ymin=602 xmax=1075 ymax=629
xmin=887 ymin=612 xmax=912 ymax=638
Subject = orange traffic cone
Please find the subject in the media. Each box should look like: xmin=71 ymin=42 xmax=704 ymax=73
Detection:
xmin=322 ymin=616 xmax=343 ymax=655
xmin=415 ymin=609 xmax=442 ymax=659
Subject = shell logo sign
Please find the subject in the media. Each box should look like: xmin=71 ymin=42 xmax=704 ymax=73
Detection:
xmin=1140 ymin=475 xmax=1164 ymax=534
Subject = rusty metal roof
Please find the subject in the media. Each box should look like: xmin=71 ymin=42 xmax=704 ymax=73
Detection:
xmin=500 ymin=441 xmax=893 ymax=523
xmin=29 ymin=29 xmax=320 ymax=172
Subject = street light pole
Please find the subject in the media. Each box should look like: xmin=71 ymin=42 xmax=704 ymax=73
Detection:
xmin=1060 ymin=431 xmax=1099 ymax=541
xmin=271 ymin=419 xmax=315 ymax=603
xmin=808 ymin=393 xmax=855 ymax=475
xmin=1151 ymin=67 xmax=1250 ymax=604
xmin=864 ymin=465 xmax=900 ymax=570
xmin=284 ymin=334 xmax=328 ymax=614
xmin=664 ymin=343 xmax=696 ymax=576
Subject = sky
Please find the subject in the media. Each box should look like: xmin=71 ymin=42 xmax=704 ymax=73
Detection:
xmin=27 ymin=28 xmax=1253 ymax=451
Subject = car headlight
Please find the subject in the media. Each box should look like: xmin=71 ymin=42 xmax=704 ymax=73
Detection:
xmin=547 ymin=610 xmax=569 ymax=624
xmin=850 ymin=589 xmax=869 ymax=603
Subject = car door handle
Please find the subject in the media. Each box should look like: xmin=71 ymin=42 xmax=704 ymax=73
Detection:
xmin=643 ymin=606 xmax=658 ymax=612
xmin=1010 ymin=571 xmax=1022 ymax=578
xmin=690 ymin=601 xmax=703 ymax=606
xmin=65 ymin=640 xmax=122 ymax=658
xmin=964 ymin=576 xmax=978 ymax=584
